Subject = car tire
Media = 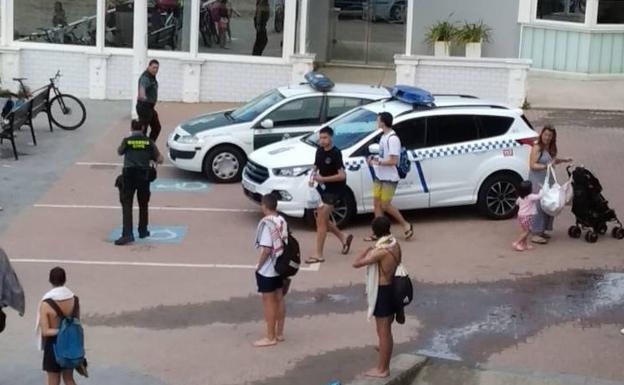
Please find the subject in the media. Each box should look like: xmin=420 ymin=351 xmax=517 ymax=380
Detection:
xmin=203 ymin=145 xmax=246 ymax=183
xmin=477 ymin=172 xmax=522 ymax=220
xmin=304 ymin=188 xmax=356 ymax=230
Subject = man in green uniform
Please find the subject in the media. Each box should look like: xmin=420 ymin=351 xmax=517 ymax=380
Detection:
xmin=136 ymin=59 xmax=161 ymax=141
xmin=115 ymin=120 xmax=164 ymax=246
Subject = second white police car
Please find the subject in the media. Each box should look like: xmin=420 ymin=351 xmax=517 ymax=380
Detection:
xmin=242 ymin=86 xmax=539 ymax=227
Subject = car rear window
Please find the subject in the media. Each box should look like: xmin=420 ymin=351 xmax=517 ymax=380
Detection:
xmin=478 ymin=116 xmax=515 ymax=139
xmin=427 ymin=115 xmax=479 ymax=146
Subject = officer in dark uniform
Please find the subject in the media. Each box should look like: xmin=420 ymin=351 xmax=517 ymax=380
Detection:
xmin=115 ymin=120 xmax=164 ymax=246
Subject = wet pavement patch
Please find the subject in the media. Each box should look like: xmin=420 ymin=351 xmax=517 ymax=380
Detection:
xmin=84 ymin=269 xmax=624 ymax=365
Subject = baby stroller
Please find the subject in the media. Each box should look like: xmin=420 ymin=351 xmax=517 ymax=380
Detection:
xmin=567 ymin=165 xmax=623 ymax=243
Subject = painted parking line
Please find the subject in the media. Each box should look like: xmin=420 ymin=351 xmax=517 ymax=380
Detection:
xmin=76 ymin=161 xmax=175 ymax=168
xmin=108 ymin=225 xmax=188 ymax=244
xmin=152 ymin=178 xmax=211 ymax=192
xmin=34 ymin=204 xmax=256 ymax=213
xmin=10 ymin=258 xmax=321 ymax=271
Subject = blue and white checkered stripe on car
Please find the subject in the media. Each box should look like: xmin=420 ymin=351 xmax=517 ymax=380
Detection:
xmin=412 ymin=139 xmax=520 ymax=160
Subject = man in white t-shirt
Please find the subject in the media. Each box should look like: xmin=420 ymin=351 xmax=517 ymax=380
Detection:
xmin=253 ymin=193 xmax=289 ymax=347
xmin=366 ymin=112 xmax=413 ymax=241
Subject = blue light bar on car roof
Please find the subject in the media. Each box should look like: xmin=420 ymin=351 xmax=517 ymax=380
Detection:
xmin=304 ymin=71 xmax=335 ymax=93
xmin=391 ymin=85 xmax=435 ymax=107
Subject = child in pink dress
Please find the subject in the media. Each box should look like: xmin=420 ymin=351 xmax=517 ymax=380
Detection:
xmin=513 ymin=180 xmax=543 ymax=251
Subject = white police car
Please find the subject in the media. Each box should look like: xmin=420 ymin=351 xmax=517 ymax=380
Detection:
xmin=166 ymin=73 xmax=391 ymax=183
xmin=241 ymin=86 xmax=538 ymax=227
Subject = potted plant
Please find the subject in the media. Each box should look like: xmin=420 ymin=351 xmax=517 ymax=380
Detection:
xmin=425 ymin=19 xmax=458 ymax=57
xmin=457 ymin=21 xmax=492 ymax=58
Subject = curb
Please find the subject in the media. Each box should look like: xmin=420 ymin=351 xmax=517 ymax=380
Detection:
xmin=346 ymin=354 xmax=429 ymax=385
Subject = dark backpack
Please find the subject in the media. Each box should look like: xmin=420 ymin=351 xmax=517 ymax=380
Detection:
xmin=45 ymin=298 xmax=85 ymax=369
xmin=386 ymin=248 xmax=413 ymax=308
xmin=390 ymin=134 xmax=411 ymax=179
xmin=275 ymin=232 xmax=301 ymax=277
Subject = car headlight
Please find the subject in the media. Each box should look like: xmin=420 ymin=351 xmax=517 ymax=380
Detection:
xmin=177 ymin=135 xmax=202 ymax=145
xmin=273 ymin=165 xmax=313 ymax=177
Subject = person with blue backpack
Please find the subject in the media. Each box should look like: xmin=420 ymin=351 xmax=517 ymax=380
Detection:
xmin=365 ymin=112 xmax=414 ymax=242
xmin=37 ymin=267 xmax=86 ymax=384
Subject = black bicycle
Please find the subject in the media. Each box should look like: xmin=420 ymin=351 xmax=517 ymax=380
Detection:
xmin=13 ymin=70 xmax=86 ymax=130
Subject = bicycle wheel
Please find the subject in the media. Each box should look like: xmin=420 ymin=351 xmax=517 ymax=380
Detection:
xmin=49 ymin=94 xmax=86 ymax=130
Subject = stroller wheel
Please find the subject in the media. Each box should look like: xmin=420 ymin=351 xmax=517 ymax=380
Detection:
xmin=568 ymin=226 xmax=582 ymax=239
xmin=585 ymin=231 xmax=598 ymax=243
xmin=597 ymin=223 xmax=608 ymax=235
xmin=612 ymin=227 xmax=624 ymax=240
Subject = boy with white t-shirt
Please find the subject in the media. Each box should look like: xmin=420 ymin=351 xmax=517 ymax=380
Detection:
xmin=366 ymin=112 xmax=413 ymax=241
xmin=253 ymin=194 xmax=289 ymax=347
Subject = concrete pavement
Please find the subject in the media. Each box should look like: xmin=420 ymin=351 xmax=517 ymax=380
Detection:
xmin=1 ymin=102 xmax=623 ymax=385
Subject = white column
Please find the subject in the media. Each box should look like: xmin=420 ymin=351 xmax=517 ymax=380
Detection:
xmin=585 ymin=0 xmax=599 ymax=27
xmin=189 ymin=0 xmax=200 ymax=56
xmin=132 ymin=0 xmax=148 ymax=119
xmin=88 ymin=54 xmax=110 ymax=99
xmin=96 ymin=0 xmax=105 ymax=51
xmin=298 ymin=0 xmax=309 ymax=55
xmin=182 ymin=59 xmax=203 ymax=102
xmin=405 ymin=0 xmax=414 ymax=56
xmin=1 ymin=0 xmax=14 ymax=47
xmin=282 ymin=0 xmax=297 ymax=59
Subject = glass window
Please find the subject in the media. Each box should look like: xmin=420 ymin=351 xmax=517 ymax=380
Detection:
xmin=598 ymin=0 xmax=624 ymax=23
xmin=304 ymin=108 xmax=378 ymax=150
xmin=394 ymin=118 xmax=427 ymax=150
xmin=427 ymin=115 xmax=479 ymax=147
xmin=265 ymin=97 xmax=323 ymax=127
xmin=326 ymin=97 xmax=364 ymax=121
xmin=478 ymin=116 xmax=514 ymax=139
xmin=15 ymin=0 xmax=97 ymax=45
xmin=230 ymin=88 xmax=285 ymax=122
xmin=537 ymin=0 xmax=586 ymax=23
xmin=105 ymin=0 xmax=191 ymax=50
xmin=199 ymin=0 xmax=284 ymax=57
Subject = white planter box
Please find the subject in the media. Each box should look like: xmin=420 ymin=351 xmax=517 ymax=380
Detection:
xmin=434 ymin=41 xmax=451 ymax=57
xmin=465 ymin=42 xmax=482 ymax=58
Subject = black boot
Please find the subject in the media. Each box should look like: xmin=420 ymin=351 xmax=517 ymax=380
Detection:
xmin=114 ymin=235 xmax=135 ymax=246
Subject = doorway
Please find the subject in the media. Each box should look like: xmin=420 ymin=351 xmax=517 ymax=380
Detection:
xmin=329 ymin=0 xmax=407 ymax=66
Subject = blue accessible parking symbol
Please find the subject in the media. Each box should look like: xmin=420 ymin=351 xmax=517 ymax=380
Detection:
xmin=151 ymin=178 xmax=211 ymax=193
xmin=108 ymin=226 xmax=188 ymax=244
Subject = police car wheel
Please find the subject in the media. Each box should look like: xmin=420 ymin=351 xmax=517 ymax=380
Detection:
xmin=203 ymin=145 xmax=245 ymax=183
xmin=304 ymin=189 xmax=356 ymax=229
xmin=478 ymin=172 xmax=521 ymax=220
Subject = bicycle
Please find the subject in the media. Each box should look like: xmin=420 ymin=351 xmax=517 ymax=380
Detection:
xmin=12 ymin=70 xmax=86 ymax=130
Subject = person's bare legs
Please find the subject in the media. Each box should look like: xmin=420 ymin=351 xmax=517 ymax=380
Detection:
xmin=61 ymin=369 xmax=76 ymax=385
xmin=365 ymin=316 xmax=393 ymax=378
xmin=381 ymin=201 xmax=410 ymax=232
xmin=275 ymin=287 xmax=286 ymax=341
xmin=312 ymin=205 xmax=331 ymax=261
xmin=255 ymin=292 xmax=278 ymax=347
xmin=513 ymin=229 xmax=529 ymax=250
xmin=47 ymin=372 xmax=61 ymax=385
xmin=373 ymin=197 xmax=383 ymax=218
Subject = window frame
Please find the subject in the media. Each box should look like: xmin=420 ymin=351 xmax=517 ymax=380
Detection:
xmin=392 ymin=116 xmax=428 ymax=150
xmin=261 ymin=95 xmax=325 ymax=128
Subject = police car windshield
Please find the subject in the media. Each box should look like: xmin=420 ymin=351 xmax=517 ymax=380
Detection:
xmin=230 ymin=89 xmax=285 ymax=122
xmin=304 ymin=108 xmax=378 ymax=150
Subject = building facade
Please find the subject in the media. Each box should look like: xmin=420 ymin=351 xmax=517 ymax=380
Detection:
xmin=0 ymin=0 xmax=621 ymax=105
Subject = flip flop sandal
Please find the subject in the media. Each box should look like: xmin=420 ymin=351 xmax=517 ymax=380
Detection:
xmin=404 ymin=224 xmax=414 ymax=240
xmin=363 ymin=235 xmax=379 ymax=242
xmin=341 ymin=234 xmax=354 ymax=255
xmin=304 ymin=257 xmax=325 ymax=264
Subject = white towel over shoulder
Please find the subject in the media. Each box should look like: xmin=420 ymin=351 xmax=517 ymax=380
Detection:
xmin=35 ymin=286 xmax=74 ymax=350
xmin=365 ymin=235 xmax=398 ymax=321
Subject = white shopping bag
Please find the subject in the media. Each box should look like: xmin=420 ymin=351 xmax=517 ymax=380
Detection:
xmin=305 ymin=186 xmax=321 ymax=209
xmin=540 ymin=164 xmax=569 ymax=216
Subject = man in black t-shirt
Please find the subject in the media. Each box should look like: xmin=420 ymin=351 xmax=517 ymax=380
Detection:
xmin=305 ymin=127 xmax=353 ymax=264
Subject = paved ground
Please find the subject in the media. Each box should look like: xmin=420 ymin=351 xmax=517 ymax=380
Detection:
xmin=1 ymin=101 xmax=623 ymax=385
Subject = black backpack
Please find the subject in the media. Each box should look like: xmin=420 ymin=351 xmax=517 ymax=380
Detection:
xmin=275 ymin=231 xmax=301 ymax=277
xmin=387 ymin=247 xmax=413 ymax=308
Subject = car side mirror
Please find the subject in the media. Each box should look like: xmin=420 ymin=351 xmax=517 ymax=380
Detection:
xmin=260 ymin=119 xmax=274 ymax=129
xmin=368 ymin=143 xmax=380 ymax=155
